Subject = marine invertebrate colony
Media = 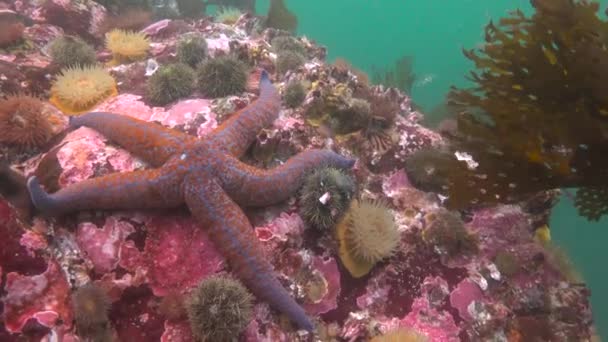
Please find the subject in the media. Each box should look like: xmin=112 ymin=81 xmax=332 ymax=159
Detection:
xmin=186 ymin=276 xmax=253 ymax=341
xmin=0 ymin=94 xmax=53 ymax=149
xmin=49 ymin=65 xmax=118 ymax=115
xmin=409 ymin=0 xmax=608 ymax=219
xmin=26 ymin=71 xmax=355 ymax=331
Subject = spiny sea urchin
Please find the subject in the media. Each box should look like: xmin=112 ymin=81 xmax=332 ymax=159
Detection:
xmin=49 ymin=65 xmax=118 ymax=115
xmin=105 ymin=29 xmax=149 ymax=65
xmin=0 ymin=94 xmax=53 ymax=149
xmin=196 ymin=55 xmax=248 ymax=98
xmin=299 ymin=167 xmax=356 ymax=230
xmin=176 ymin=33 xmax=208 ymax=68
xmin=422 ymin=209 xmax=479 ymax=261
xmin=146 ymin=63 xmax=195 ymax=106
xmin=336 ymin=199 xmax=399 ymax=278
xmin=48 ymin=35 xmax=97 ymax=68
xmin=72 ymin=283 xmax=112 ymax=341
xmin=186 ymin=275 xmax=253 ymax=342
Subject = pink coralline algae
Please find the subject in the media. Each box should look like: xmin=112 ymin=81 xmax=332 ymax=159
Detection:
xmin=302 ymin=256 xmax=341 ymax=315
xmin=119 ymin=214 xmax=224 ymax=297
xmin=3 ymin=261 xmax=72 ymax=333
xmin=76 ymin=216 xmax=135 ymax=274
xmin=449 ymin=278 xmax=484 ymax=322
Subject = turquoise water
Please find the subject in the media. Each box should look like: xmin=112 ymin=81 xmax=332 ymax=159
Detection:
xmin=256 ymin=0 xmax=608 ymax=338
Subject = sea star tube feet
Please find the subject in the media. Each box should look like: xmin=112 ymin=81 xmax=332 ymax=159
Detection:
xmin=26 ymin=70 xmax=354 ymax=332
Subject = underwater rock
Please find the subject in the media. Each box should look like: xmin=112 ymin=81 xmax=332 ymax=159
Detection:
xmin=75 ymin=216 xmax=135 ymax=274
xmin=119 ymin=214 xmax=224 ymax=296
xmin=3 ymin=260 xmax=73 ymax=333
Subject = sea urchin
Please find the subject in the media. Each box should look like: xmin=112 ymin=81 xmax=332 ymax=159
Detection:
xmin=49 ymin=65 xmax=118 ymax=115
xmin=186 ymin=276 xmax=253 ymax=342
xmin=0 ymin=94 xmax=53 ymax=149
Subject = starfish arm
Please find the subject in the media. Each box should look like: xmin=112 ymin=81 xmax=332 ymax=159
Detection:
xmin=208 ymin=71 xmax=281 ymax=157
xmin=220 ymin=149 xmax=356 ymax=207
xmin=26 ymin=167 xmax=184 ymax=216
xmin=70 ymin=112 xmax=197 ymax=167
xmin=184 ymin=175 xmax=314 ymax=331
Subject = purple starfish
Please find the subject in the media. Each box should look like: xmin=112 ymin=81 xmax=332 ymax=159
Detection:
xmin=26 ymin=71 xmax=354 ymax=331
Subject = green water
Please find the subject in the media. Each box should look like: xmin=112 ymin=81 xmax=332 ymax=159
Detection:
xmin=257 ymin=0 xmax=608 ymax=338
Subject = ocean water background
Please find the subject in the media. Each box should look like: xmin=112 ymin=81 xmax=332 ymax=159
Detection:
xmin=255 ymin=0 xmax=608 ymax=338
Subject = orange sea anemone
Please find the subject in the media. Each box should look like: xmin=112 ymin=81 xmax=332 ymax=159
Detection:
xmin=49 ymin=65 xmax=118 ymax=115
xmin=105 ymin=29 xmax=150 ymax=65
xmin=0 ymin=94 xmax=53 ymax=149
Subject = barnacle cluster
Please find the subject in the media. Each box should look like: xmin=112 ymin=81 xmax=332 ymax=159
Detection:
xmin=405 ymin=0 xmax=608 ymax=219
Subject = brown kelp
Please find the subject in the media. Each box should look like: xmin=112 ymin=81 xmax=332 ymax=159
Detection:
xmin=406 ymin=0 xmax=608 ymax=220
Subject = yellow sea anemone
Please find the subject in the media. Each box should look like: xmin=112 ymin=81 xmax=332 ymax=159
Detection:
xmin=105 ymin=29 xmax=149 ymax=65
xmin=49 ymin=65 xmax=118 ymax=115
xmin=336 ymin=199 xmax=399 ymax=278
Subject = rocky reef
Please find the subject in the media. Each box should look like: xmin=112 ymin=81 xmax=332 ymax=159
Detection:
xmin=0 ymin=0 xmax=598 ymax=341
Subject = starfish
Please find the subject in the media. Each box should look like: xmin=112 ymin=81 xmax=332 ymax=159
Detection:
xmin=26 ymin=71 xmax=354 ymax=331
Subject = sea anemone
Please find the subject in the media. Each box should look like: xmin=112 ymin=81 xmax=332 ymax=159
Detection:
xmin=146 ymin=63 xmax=195 ymax=106
xmin=186 ymin=275 xmax=253 ymax=342
xmin=422 ymin=209 xmax=479 ymax=261
xmin=48 ymin=35 xmax=97 ymax=68
xmin=49 ymin=65 xmax=118 ymax=115
xmin=370 ymin=327 xmax=428 ymax=342
xmin=196 ymin=56 xmax=248 ymax=98
xmin=299 ymin=167 xmax=356 ymax=230
xmin=215 ymin=7 xmax=243 ymax=25
xmin=0 ymin=94 xmax=53 ymax=149
xmin=72 ymin=283 xmax=112 ymax=341
xmin=275 ymin=50 xmax=305 ymax=75
xmin=176 ymin=33 xmax=208 ymax=68
xmin=336 ymin=199 xmax=399 ymax=278
xmin=283 ymin=80 xmax=306 ymax=109
xmin=105 ymin=29 xmax=150 ymax=65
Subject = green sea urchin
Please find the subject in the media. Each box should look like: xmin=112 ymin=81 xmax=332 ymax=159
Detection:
xmin=299 ymin=167 xmax=356 ymax=230
xmin=146 ymin=63 xmax=195 ymax=106
xmin=196 ymin=56 xmax=248 ymax=98
xmin=186 ymin=276 xmax=253 ymax=342
xmin=48 ymin=35 xmax=97 ymax=68
xmin=72 ymin=283 xmax=112 ymax=341
xmin=176 ymin=33 xmax=208 ymax=68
